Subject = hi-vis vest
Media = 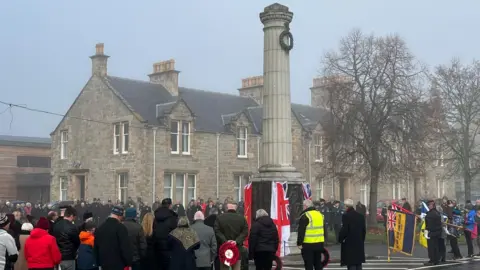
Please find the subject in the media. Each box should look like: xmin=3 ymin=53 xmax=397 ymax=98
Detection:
xmin=303 ymin=210 xmax=325 ymax=243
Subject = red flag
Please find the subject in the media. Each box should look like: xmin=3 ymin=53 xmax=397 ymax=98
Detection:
xmin=243 ymin=183 xmax=252 ymax=247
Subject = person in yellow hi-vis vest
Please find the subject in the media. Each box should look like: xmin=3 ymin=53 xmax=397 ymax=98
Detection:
xmin=297 ymin=199 xmax=325 ymax=270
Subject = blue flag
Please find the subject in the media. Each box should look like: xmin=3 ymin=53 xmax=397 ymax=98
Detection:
xmin=388 ymin=209 xmax=416 ymax=255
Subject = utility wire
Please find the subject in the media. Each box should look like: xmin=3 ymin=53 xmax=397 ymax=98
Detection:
xmin=0 ymin=100 xmax=152 ymax=130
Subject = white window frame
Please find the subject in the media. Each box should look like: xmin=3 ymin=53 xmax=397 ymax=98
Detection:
xmin=233 ymin=175 xmax=245 ymax=202
xmin=113 ymin=123 xmax=121 ymax=154
xmin=436 ymin=145 xmax=444 ymax=167
xmin=314 ymin=134 xmax=323 ymax=162
xmin=59 ymin=177 xmax=68 ymax=201
xmin=60 ymin=130 xmax=68 ymax=160
xmin=353 ymin=140 xmax=364 ymax=164
xmin=164 ymin=172 xmax=197 ymax=205
xmin=393 ymin=143 xmax=400 ymax=164
xmin=118 ymin=172 xmax=128 ymax=203
xmin=122 ymin=122 xmax=129 ymax=154
xmin=237 ymin=127 xmax=248 ymax=158
xmin=170 ymin=121 xmax=180 ymax=154
xmin=187 ymin=174 xmax=196 ymax=201
xmin=163 ymin=173 xmax=173 ymax=199
xmin=315 ymin=177 xmax=323 ymax=199
xmin=182 ymin=122 xmax=191 ymax=155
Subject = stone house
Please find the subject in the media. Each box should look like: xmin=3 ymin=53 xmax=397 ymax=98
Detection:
xmin=50 ymin=44 xmax=454 ymax=206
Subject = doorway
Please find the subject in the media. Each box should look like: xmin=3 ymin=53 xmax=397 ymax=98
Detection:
xmin=75 ymin=175 xmax=86 ymax=200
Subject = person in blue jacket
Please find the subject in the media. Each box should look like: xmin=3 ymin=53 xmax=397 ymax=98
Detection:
xmin=77 ymin=222 xmax=98 ymax=270
xmin=464 ymin=204 xmax=476 ymax=258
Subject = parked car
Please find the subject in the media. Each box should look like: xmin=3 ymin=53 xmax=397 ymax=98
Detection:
xmin=47 ymin=200 xmax=75 ymax=210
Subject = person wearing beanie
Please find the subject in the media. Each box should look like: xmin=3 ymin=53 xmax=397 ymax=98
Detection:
xmin=0 ymin=213 xmax=18 ymax=270
xmin=77 ymin=222 xmax=98 ymax=270
xmin=191 ymin=211 xmax=217 ymax=270
xmin=122 ymin=208 xmax=146 ymax=270
xmin=24 ymin=217 xmax=62 ymax=270
xmin=15 ymin=222 xmax=34 ymax=270
xmin=94 ymin=205 xmax=133 ymax=270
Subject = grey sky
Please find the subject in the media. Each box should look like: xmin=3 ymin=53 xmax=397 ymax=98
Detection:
xmin=0 ymin=1 xmax=478 ymax=137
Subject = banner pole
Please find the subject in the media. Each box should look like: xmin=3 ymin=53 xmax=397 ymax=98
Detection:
xmin=387 ymin=209 xmax=390 ymax=262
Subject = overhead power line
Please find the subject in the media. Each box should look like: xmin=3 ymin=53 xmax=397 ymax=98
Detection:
xmin=0 ymin=100 xmax=151 ymax=130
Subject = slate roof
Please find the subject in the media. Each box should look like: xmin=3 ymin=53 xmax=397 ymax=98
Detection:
xmin=105 ymin=76 xmax=328 ymax=134
xmin=0 ymin=135 xmax=51 ymax=148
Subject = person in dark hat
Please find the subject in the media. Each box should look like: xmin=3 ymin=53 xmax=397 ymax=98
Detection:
xmin=153 ymin=198 xmax=178 ymax=269
xmin=122 ymin=208 xmax=146 ymax=270
xmin=79 ymin=211 xmax=94 ymax=232
xmin=424 ymin=199 xmax=442 ymax=266
xmin=94 ymin=205 xmax=133 ymax=270
xmin=0 ymin=213 xmax=19 ymax=270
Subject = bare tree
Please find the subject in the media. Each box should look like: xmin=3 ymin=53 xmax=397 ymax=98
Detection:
xmin=431 ymin=59 xmax=480 ymax=202
xmin=320 ymin=30 xmax=426 ymax=225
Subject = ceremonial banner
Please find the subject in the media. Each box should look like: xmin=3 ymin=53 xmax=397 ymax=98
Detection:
xmin=387 ymin=208 xmax=416 ymax=257
xmin=271 ymin=181 xmax=290 ymax=257
xmin=302 ymin=182 xmax=312 ymax=200
xmin=419 ymin=220 xmax=428 ymax=248
xmin=243 ymin=182 xmax=252 ymax=248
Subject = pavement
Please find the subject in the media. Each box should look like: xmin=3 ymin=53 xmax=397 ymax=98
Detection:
xmin=248 ymin=243 xmax=480 ymax=269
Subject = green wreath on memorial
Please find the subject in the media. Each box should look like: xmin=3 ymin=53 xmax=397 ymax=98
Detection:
xmin=279 ymin=22 xmax=294 ymax=52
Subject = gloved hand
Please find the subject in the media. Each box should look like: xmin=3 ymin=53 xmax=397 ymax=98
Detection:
xmin=423 ymin=230 xmax=430 ymax=240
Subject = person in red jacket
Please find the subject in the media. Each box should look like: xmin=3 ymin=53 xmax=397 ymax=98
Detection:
xmin=24 ymin=217 xmax=62 ymax=270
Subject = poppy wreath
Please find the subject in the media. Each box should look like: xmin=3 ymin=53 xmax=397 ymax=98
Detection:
xmin=321 ymin=248 xmax=330 ymax=268
xmin=219 ymin=241 xmax=240 ymax=267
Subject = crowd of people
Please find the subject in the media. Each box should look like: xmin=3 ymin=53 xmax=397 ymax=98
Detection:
xmin=0 ymin=197 xmax=274 ymax=270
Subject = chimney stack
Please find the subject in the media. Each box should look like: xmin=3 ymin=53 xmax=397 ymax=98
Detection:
xmin=148 ymin=59 xmax=179 ymax=96
xmin=310 ymin=75 xmax=351 ymax=108
xmin=238 ymin=76 xmax=263 ymax=105
xmin=90 ymin=43 xmax=109 ymax=77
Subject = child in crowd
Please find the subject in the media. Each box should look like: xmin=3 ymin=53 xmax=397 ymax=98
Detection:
xmin=77 ymin=221 xmax=98 ymax=270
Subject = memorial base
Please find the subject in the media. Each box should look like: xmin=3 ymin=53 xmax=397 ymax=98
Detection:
xmin=249 ymin=170 xmax=305 ymax=254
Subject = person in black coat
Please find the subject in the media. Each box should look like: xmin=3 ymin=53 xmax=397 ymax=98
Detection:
xmin=338 ymin=199 xmax=366 ymax=270
xmin=424 ymin=200 xmax=443 ymax=266
xmin=52 ymin=206 xmax=80 ymax=270
xmin=94 ymin=206 xmax=133 ymax=270
xmin=248 ymin=209 xmax=279 ymax=270
xmin=153 ymin=198 xmax=178 ymax=270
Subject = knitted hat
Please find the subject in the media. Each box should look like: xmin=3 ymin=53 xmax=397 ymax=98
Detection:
xmin=125 ymin=208 xmax=137 ymax=219
xmin=36 ymin=217 xmax=50 ymax=230
xmin=0 ymin=213 xmax=9 ymax=227
xmin=83 ymin=211 xmax=93 ymax=221
xmin=111 ymin=205 xmax=124 ymax=216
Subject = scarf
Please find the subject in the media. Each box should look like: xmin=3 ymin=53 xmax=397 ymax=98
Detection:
xmin=169 ymin=216 xmax=199 ymax=250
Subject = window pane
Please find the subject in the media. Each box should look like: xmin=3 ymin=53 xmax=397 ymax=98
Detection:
xmin=171 ymin=134 xmax=178 ymax=152
xmin=123 ymin=134 xmax=129 ymax=151
xmin=114 ymin=124 xmax=120 ymax=135
xmin=182 ymin=134 xmax=189 ymax=153
xmin=164 ymin=174 xmax=172 ymax=188
xmin=163 ymin=188 xmax=171 ymax=200
xmin=182 ymin=122 xmax=189 ymax=134
xmin=187 ymin=188 xmax=195 ymax=201
xmin=176 ymin=173 xmax=184 ymax=187
xmin=171 ymin=121 xmax=178 ymax=133
xmin=188 ymin=175 xmax=195 ymax=188
xmin=123 ymin=123 xmax=129 ymax=134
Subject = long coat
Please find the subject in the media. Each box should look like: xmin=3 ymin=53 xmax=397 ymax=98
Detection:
xmin=14 ymin=232 xmax=30 ymax=270
xmin=338 ymin=207 xmax=366 ymax=266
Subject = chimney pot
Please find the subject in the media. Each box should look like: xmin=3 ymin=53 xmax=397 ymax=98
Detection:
xmin=149 ymin=59 xmax=179 ymax=96
xmin=90 ymin=43 xmax=109 ymax=77
xmin=238 ymin=75 xmax=264 ymax=104
xmin=95 ymin=43 xmax=104 ymax=55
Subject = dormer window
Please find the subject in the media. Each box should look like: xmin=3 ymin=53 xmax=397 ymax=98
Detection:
xmin=237 ymin=127 xmax=248 ymax=158
xmin=171 ymin=120 xmax=191 ymax=155
xmin=314 ymin=134 xmax=324 ymax=162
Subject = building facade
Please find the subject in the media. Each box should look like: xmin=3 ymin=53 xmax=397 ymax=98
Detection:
xmin=0 ymin=135 xmax=51 ymax=202
xmin=50 ymin=44 xmax=454 ymax=205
